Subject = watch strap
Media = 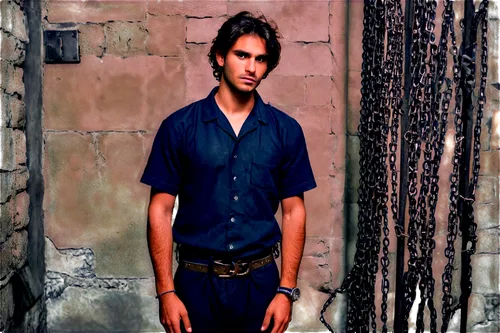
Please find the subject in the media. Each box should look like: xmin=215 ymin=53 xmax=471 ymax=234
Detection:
xmin=277 ymin=286 xmax=293 ymax=294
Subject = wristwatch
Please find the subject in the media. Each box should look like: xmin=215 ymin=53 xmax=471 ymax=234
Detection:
xmin=277 ymin=286 xmax=300 ymax=302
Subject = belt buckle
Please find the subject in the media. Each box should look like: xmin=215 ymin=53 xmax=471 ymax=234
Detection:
xmin=217 ymin=260 xmax=250 ymax=278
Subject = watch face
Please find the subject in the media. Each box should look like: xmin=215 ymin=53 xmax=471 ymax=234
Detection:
xmin=291 ymin=288 xmax=300 ymax=301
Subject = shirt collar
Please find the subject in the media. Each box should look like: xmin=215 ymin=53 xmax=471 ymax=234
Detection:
xmin=202 ymin=87 xmax=269 ymax=125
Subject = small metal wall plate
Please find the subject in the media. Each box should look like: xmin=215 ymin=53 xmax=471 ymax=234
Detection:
xmin=44 ymin=30 xmax=80 ymax=64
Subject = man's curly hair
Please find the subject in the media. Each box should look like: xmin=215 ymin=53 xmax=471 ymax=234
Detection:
xmin=208 ymin=11 xmax=281 ymax=82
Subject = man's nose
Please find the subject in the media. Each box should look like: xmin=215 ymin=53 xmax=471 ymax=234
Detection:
xmin=246 ymin=59 xmax=256 ymax=73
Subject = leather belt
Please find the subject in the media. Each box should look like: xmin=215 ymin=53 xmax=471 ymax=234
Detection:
xmin=180 ymin=254 xmax=274 ymax=278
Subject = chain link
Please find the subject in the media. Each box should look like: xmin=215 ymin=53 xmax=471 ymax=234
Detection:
xmin=414 ymin=0 xmax=440 ymax=331
xmin=467 ymin=0 xmax=488 ymax=294
xmin=320 ymin=0 xmax=403 ymax=330
xmin=402 ymin=0 xmax=426 ymax=330
xmin=352 ymin=0 xmax=379 ymax=329
xmin=452 ymin=0 xmax=489 ymax=321
xmin=381 ymin=0 xmax=404 ymax=331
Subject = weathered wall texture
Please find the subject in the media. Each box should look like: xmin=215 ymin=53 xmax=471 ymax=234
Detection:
xmin=0 ymin=0 xmax=45 ymax=331
xmin=39 ymin=1 xmax=499 ymax=332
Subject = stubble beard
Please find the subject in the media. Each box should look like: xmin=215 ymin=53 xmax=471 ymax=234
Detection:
xmin=221 ymin=69 xmax=259 ymax=97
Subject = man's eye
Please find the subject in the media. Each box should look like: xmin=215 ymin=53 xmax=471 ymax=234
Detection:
xmin=236 ymin=53 xmax=247 ymax=59
xmin=256 ymin=57 xmax=266 ymax=63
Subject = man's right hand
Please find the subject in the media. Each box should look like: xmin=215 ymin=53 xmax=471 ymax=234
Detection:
xmin=159 ymin=293 xmax=192 ymax=333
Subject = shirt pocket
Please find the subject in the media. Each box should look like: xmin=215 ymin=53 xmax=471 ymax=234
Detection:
xmin=250 ymin=156 xmax=278 ymax=190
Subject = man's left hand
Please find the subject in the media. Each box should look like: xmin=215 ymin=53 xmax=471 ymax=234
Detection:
xmin=261 ymin=293 xmax=292 ymax=333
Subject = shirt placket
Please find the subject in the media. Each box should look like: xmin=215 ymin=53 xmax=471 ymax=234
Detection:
xmin=227 ymin=140 xmax=241 ymax=252
xmin=218 ymin=116 xmax=258 ymax=253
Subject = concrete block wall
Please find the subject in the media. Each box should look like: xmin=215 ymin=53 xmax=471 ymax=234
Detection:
xmin=41 ymin=1 xmax=344 ymax=331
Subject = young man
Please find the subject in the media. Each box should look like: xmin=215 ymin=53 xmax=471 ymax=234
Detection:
xmin=141 ymin=11 xmax=316 ymax=333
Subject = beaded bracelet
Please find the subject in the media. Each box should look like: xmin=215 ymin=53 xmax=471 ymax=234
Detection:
xmin=155 ymin=289 xmax=176 ymax=299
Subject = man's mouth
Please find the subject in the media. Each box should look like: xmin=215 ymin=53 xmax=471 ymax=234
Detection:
xmin=241 ymin=76 xmax=256 ymax=83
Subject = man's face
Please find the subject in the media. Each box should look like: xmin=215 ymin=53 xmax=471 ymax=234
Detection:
xmin=216 ymin=34 xmax=269 ymax=94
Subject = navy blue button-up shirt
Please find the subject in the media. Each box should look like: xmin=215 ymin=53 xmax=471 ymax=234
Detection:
xmin=141 ymin=87 xmax=316 ymax=258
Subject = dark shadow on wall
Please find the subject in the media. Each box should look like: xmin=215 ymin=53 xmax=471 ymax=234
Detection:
xmin=10 ymin=0 xmax=47 ymax=331
xmin=339 ymin=1 xmax=352 ymax=332
xmin=25 ymin=0 xmax=44 ymax=296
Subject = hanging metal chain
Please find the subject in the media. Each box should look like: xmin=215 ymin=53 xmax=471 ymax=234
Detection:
xmin=465 ymin=0 xmax=489 ymax=297
xmin=429 ymin=0 xmax=458 ymax=332
xmin=380 ymin=0 xmax=404 ymax=331
xmin=419 ymin=1 xmax=440 ymax=326
xmin=351 ymin=0 xmax=377 ymax=328
xmin=320 ymin=0 xmax=392 ymax=331
xmin=320 ymin=1 xmax=377 ymax=329
xmin=466 ymin=0 xmax=488 ymax=294
xmin=422 ymin=1 xmax=458 ymax=331
xmin=388 ymin=0 xmax=404 ymax=280
xmin=453 ymin=0 xmax=489 ymax=318
xmin=352 ymin=0 xmax=384 ymax=329
xmin=414 ymin=0 xmax=439 ymax=331
xmin=440 ymin=0 xmax=464 ymax=329
xmin=320 ymin=1 xmax=488 ymax=332
xmin=402 ymin=0 xmax=428 ymax=330
xmin=470 ymin=0 xmax=488 ymax=217
xmin=367 ymin=3 xmax=389 ymax=332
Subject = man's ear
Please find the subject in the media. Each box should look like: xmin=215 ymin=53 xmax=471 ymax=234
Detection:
xmin=216 ymin=51 xmax=225 ymax=67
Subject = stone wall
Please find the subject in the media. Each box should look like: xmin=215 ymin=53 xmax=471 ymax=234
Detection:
xmin=0 ymin=0 xmax=40 ymax=331
xmin=40 ymin=1 xmax=499 ymax=332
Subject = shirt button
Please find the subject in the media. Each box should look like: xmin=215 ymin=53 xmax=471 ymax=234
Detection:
xmin=233 ymin=176 xmax=237 ymax=181
xmin=230 ymin=217 xmax=235 ymax=222
xmin=233 ymin=195 xmax=239 ymax=201
xmin=233 ymin=154 xmax=237 ymax=159
xmin=229 ymin=244 xmax=234 ymax=250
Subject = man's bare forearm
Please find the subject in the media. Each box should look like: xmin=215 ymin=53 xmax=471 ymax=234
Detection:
xmin=147 ymin=192 xmax=176 ymax=294
xmin=280 ymin=195 xmax=306 ymax=288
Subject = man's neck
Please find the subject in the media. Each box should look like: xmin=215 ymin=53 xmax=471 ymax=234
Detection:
xmin=214 ymin=81 xmax=255 ymax=116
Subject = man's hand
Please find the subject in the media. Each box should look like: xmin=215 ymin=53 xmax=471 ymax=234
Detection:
xmin=261 ymin=294 xmax=292 ymax=333
xmin=159 ymin=293 xmax=192 ymax=333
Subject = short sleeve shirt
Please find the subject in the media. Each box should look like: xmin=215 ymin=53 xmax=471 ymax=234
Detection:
xmin=141 ymin=87 xmax=316 ymax=258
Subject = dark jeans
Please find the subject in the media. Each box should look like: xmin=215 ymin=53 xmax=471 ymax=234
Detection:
xmin=174 ymin=255 xmax=280 ymax=333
